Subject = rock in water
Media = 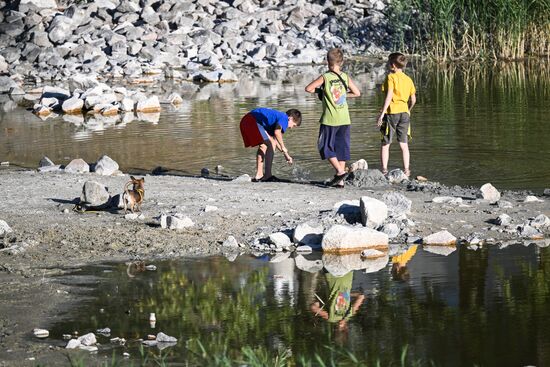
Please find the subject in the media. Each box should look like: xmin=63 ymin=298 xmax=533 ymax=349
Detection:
xmin=94 ymin=155 xmax=119 ymax=176
xmin=381 ymin=192 xmax=411 ymax=217
xmin=77 ymin=333 xmax=97 ymax=346
xmin=33 ymin=328 xmax=49 ymax=338
xmin=293 ymin=223 xmax=323 ymax=246
xmin=322 ymin=224 xmax=388 ymax=253
xmin=156 ymin=332 xmax=177 ymax=343
xmin=80 ymin=181 xmax=111 ymax=208
xmin=61 ymin=97 xmax=84 ymax=114
xmin=360 ymin=196 xmax=388 ymax=228
xmin=136 ymin=96 xmax=161 ymax=113
xmin=422 ymin=230 xmax=457 ymax=246
xmin=64 ymin=158 xmax=90 ymax=173
xmin=66 ymin=339 xmax=81 ymax=349
xmin=477 ymin=183 xmax=500 ymax=203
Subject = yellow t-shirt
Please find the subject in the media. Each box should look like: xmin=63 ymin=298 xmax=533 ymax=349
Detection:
xmin=382 ymin=71 xmax=416 ymax=114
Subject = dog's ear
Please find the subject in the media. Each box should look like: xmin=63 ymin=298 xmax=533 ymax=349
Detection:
xmin=140 ymin=178 xmax=145 ymax=183
xmin=130 ymin=175 xmax=136 ymax=181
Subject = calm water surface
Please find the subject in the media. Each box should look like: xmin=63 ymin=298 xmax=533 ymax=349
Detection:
xmin=1 ymin=61 xmax=549 ymax=190
xmin=48 ymin=242 xmax=550 ymax=366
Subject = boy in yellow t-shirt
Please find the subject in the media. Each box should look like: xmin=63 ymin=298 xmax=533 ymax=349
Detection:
xmin=377 ymin=52 xmax=416 ymax=177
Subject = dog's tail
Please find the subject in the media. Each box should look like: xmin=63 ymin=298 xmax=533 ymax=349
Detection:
xmin=124 ymin=180 xmax=132 ymax=197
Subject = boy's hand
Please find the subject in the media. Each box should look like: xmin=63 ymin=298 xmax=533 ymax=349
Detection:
xmin=285 ymin=153 xmax=293 ymax=165
xmin=377 ymin=114 xmax=385 ymax=127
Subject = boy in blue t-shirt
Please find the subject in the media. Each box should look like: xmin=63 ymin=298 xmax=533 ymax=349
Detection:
xmin=240 ymin=108 xmax=302 ymax=182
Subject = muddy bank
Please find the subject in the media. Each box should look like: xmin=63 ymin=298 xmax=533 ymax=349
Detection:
xmin=0 ymin=168 xmax=548 ymax=365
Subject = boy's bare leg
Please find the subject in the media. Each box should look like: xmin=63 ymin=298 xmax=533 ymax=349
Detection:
xmin=380 ymin=144 xmax=390 ymax=173
xmin=399 ymin=142 xmax=410 ymax=175
xmin=262 ymin=137 xmax=275 ymax=179
xmin=255 ymin=144 xmax=267 ymax=180
xmin=328 ymin=157 xmax=346 ymax=175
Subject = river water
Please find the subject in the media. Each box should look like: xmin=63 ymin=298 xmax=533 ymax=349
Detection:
xmin=1 ymin=60 xmax=549 ymax=190
xmin=48 ymin=241 xmax=550 ymax=366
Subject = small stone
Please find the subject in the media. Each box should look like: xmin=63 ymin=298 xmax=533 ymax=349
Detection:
xmin=360 ymin=196 xmax=388 ymax=228
xmin=156 ymin=332 xmax=177 ymax=343
xmin=168 ymin=93 xmax=183 ymax=105
xmin=381 ymin=223 xmax=400 ymax=238
xmin=96 ymin=328 xmax=111 ymax=335
xmin=544 ymin=188 xmax=550 ymax=196
xmin=531 ymin=214 xmax=550 ymax=228
xmin=136 ymin=96 xmax=161 ymax=113
xmin=222 ymin=235 xmax=239 ymax=248
xmin=524 ymin=195 xmax=544 ymax=203
xmin=233 ymin=174 xmax=251 ymax=182
xmin=268 ymin=232 xmax=291 ymax=249
xmin=78 ymin=333 xmax=97 ymax=346
xmin=145 ymin=265 xmax=157 ymax=271
xmin=39 ymin=156 xmax=55 ymax=168
xmin=201 ymin=168 xmax=210 ymax=177
xmin=496 ymin=214 xmax=512 ymax=226
xmin=349 ymin=159 xmax=368 ymax=172
xmin=432 ymin=196 xmax=463 ymax=205
xmin=382 ymin=192 xmax=412 ymax=217
xmin=125 ymin=213 xmax=139 ymax=220
xmin=387 ymin=169 xmax=409 ymax=184
xmin=423 ymin=230 xmax=457 ymax=246
xmin=65 ymin=158 xmax=90 ymax=174
xmin=497 ymin=200 xmax=513 ymax=209
xmin=160 ymin=214 xmax=194 ymax=230
xmin=66 ymin=339 xmax=81 ymax=349
xmin=215 ymin=165 xmax=224 ymax=174
xmin=477 ymin=183 xmax=501 ymax=203
xmin=61 ymin=97 xmax=84 ymax=114
xmin=33 ymin=329 xmax=49 ymax=338
xmin=518 ymin=225 xmax=543 ymax=239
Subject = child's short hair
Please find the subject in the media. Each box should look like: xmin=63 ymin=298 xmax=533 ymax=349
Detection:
xmin=388 ymin=52 xmax=407 ymax=68
xmin=327 ymin=48 xmax=344 ymax=67
xmin=286 ymin=109 xmax=302 ymax=126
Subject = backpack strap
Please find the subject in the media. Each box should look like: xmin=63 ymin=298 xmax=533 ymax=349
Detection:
xmin=331 ymin=71 xmax=349 ymax=92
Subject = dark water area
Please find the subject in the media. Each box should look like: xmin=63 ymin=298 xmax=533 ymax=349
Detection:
xmin=47 ymin=241 xmax=550 ymax=366
xmin=1 ymin=61 xmax=549 ymax=191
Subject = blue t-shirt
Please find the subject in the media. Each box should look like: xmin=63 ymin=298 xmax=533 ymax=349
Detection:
xmin=250 ymin=108 xmax=289 ymax=136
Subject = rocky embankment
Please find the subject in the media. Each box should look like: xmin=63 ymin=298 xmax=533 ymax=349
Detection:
xmin=0 ymin=0 xmax=387 ymax=84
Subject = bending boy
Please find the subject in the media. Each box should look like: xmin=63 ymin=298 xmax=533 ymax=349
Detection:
xmin=239 ymin=107 xmax=301 ymax=182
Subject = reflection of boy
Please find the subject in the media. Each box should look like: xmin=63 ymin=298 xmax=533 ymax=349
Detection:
xmin=310 ymin=272 xmax=365 ymax=332
xmin=391 ymin=244 xmax=418 ymax=281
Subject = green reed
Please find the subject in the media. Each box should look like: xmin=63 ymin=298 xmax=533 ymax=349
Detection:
xmin=389 ymin=0 xmax=550 ymax=60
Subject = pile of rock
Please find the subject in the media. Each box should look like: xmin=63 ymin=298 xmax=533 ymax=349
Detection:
xmin=0 ymin=0 xmax=388 ymax=82
xmin=38 ymin=154 xmax=121 ymax=176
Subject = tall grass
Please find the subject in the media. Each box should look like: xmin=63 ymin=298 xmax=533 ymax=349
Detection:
xmin=389 ymin=0 xmax=550 ymax=60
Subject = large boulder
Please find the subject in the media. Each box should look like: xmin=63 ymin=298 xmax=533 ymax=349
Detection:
xmin=346 ymin=169 xmax=388 ymax=188
xmin=322 ymin=224 xmax=388 ymax=253
xmin=136 ymin=96 xmax=160 ymax=113
xmin=80 ymin=181 xmax=111 ymax=208
xmin=360 ymin=196 xmax=388 ymax=228
xmin=381 ymin=192 xmax=411 ymax=217
xmin=293 ymin=223 xmax=323 ymax=247
xmin=0 ymin=76 xmax=18 ymax=94
xmin=268 ymin=232 xmax=292 ymax=249
xmin=477 ymin=183 xmax=500 ymax=203
xmin=64 ymin=158 xmax=89 ymax=173
xmin=69 ymin=74 xmax=99 ymax=92
xmin=94 ymin=155 xmax=119 ymax=176
xmin=61 ymin=97 xmax=83 ymax=114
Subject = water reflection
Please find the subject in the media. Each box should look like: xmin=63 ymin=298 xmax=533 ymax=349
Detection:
xmin=1 ymin=61 xmax=549 ymax=189
xmin=46 ymin=240 xmax=550 ymax=365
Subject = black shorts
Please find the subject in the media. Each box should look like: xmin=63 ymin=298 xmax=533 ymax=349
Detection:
xmin=318 ymin=124 xmax=350 ymax=161
xmin=381 ymin=113 xmax=410 ymax=145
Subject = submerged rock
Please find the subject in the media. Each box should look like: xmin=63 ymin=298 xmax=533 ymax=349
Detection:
xmin=322 ymin=224 xmax=388 ymax=253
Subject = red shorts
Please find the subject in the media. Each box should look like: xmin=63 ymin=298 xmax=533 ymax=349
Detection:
xmin=240 ymin=113 xmax=269 ymax=147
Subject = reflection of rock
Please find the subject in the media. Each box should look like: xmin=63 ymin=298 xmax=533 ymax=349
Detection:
xmin=136 ymin=112 xmax=160 ymax=124
xmin=423 ymin=245 xmax=457 ymax=256
xmin=322 ymin=253 xmax=388 ymax=277
xmin=62 ymin=114 xmax=84 ymax=125
xmin=294 ymin=254 xmax=323 ymax=273
xmin=322 ymin=224 xmax=388 ymax=253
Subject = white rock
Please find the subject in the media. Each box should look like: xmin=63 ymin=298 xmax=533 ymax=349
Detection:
xmin=432 ymin=196 xmax=463 ymax=205
xmin=233 ymin=174 xmax=251 ymax=182
xmin=156 ymin=332 xmax=177 ymax=343
xmin=204 ymin=205 xmax=218 ymax=212
xmin=33 ymin=329 xmax=49 ymax=338
xmin=66 ymin=339 xmax=81 ymax=349
xmin=296 ymin=245 xmax=313 ymax=253
xmin=422 ymin=230 xmax=457 ymax=245
xmin=80 ymin=181 xmax=111 ymax=208
xmin=0 ymin=220 xmax=13 ymax=237
xmin=69 ymin=74 xmax=99 ymax=92
xmin=524 ymin=195 xmax=544 ymax=203
xmin=477 ymin=183 xmax=501 ymax=203
xmin=531 ymin=214 xmax=550 ymax=228
xmin=79 ymin=345 xmax=99 ymax=352
xmin=61 ymin=97 xmax=84 ymax=114
xmin=222 ymin=235 xmax=239 ymax=248
xmin=78 ymin=333 xmax=97 ymax=346
xmin=293 ymin=223 xmax=323 ymax=246
xmin=268 ymin=232 xmax=291 ymax=249
xmin=120 ymin=98 xmax=135 ymax=112
xmin=496 ymin=214 xmax=512 ymax=226
xmin=387 ymin=169 xmax=409 ymax=184
xmin=94 ymin=155 xmax=119 ymax=176
xmin=161 ymin=214 xmax=194 ymax=230
xmin=136 ymin=96 xmax=161 ymax=113
xmin=349 ymin=159 xmax=368 ymax=172
xmin=125 ymin=213 xmax=139 ymax=220
xmin=360 ymin=196 xmax=388 ymax=228
xmin=322 ymin=224 xmax=388 ymax=253
xmin=20 ymin=0 xmax=57 ymax=8
xmin=168 ymin=93 xmax=183 ymax=105
xmin=381 ymin=223 xmax=400 ymax=238
xmin=65 ymin=158 xmax=90 ymax=173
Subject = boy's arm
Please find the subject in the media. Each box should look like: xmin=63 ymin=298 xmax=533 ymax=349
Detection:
xmin=377 ymin=88 xmax=393 ymax=127
xmin=347 ymin=77 xmax=361 ymax=98
xmin=408 ymin=93 xmax=416 ymax=112
xmin=305 ymin=75 xmax=324 ymax=93
xmin=273 ymin=128 xmax=293 ymax=164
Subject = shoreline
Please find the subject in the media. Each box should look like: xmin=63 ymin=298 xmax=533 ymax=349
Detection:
xmin=0 ymin=168 xmax=548 ymax=365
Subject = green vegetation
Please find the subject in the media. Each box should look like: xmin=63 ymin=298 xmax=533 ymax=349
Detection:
xmin=388 ymin=0 xmax=550 ymax=60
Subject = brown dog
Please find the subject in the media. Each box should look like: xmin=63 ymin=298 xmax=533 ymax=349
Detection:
xmin=123 ymin=176 xmax=145 ymax=213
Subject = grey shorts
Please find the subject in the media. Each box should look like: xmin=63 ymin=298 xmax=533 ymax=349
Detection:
xmin=380 ymin=112 xmax=410 ymax=145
